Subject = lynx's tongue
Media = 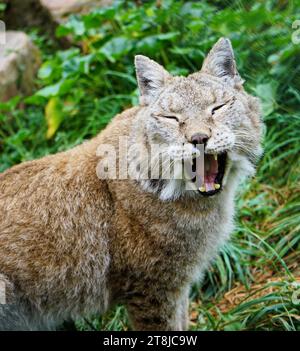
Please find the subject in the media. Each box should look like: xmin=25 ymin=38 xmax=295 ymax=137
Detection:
xmin=198 ymin=154 xmax=218 ymax=192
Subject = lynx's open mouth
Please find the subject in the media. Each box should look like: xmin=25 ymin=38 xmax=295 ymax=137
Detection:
xmin=192 ymin=152 xmax=227 ymax=196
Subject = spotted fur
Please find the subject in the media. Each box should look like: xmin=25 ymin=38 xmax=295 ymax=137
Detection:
xmin=0 ymin=38 xmax=263 ymax=330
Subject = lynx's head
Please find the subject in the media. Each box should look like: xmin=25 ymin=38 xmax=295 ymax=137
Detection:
xmin=132 ymin=38 xmax=263 ymax=201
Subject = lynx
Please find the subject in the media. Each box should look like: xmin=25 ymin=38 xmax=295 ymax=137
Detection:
xmin=0 ymin=38 xmax=263 ymax=330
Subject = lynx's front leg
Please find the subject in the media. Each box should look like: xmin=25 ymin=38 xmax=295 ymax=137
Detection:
xmin=126 ymin=289 xmax=189 ymax=331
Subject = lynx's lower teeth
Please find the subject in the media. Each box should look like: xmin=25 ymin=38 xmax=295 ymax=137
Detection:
xmin=199 ymin=184 xmax=220 ymax=192
xmin=214 ymin=154 xmax=218 ymax=160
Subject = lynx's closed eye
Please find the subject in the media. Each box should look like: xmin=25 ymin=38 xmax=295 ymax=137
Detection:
xmin=161 ymin=115 xmax=179 ymax=122
xmin=152 ymin=113 xmax=179 ymax=122
xmin=211 ymin=103 xmax=227 ymax=115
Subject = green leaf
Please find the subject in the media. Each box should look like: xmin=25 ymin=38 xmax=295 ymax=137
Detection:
xmin=6 ymin=129 xmax=31 ymax=146
xmin=36 ymin=79 xmax=76 ymax=98
xmin=38 ymin=62 xmax=55 ymax=80
xmin=62 ymin=54 xmax=94 ymax=76
xmin=56 ymin=15 xmax=85 ymax=37
xmin=83 ymin=6 xmax=117 ymax=28
xmin=253 ymin=81 xmax=278 ymax=116
xmin=0 ymin=96 xmax=21 ymax=112
xmin=99 ymin=37 xmax=133 ymax=62
xmin=137 ymin=32 xmax=179 ymax=53
xmin=45 ymin=97 xmax=65 ymax=139
xmin=36 ymin=82 xmax=62 ymax=98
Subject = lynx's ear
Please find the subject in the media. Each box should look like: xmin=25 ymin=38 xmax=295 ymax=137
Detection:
xmin=201 ymin=38 xmax=244 ymax=86
xmin=135 ymin=55 xmax=171 ymax=105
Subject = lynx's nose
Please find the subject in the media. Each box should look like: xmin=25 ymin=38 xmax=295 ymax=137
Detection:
xmin=191 ymin=133 xmax=209 ymax=146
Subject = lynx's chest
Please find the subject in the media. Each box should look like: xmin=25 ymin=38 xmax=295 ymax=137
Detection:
xmin=111 ymin=181 xmax=235 ymax=280
xmin=143 ymin=196 xmax=233 ymax=259
xmin=166 ymin=201 xmax=234 ymax=280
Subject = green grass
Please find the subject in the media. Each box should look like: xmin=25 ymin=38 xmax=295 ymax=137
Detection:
xmin=0 ymin=0 xmax=300 ymax=330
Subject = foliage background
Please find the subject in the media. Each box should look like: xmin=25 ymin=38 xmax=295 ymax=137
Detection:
xmin=0 ymin=0 xmax=300 ymax=330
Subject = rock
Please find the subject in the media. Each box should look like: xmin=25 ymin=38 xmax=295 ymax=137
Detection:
xmin=41 ymin=0 xmax=113 ymax=23
xmin=0 ymin=31 xmax=41 ymax=101
xmin=2 ymin=0 xmax=55 ymax=33
xmin=2 ymin=0 xmax=113 ymax=44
